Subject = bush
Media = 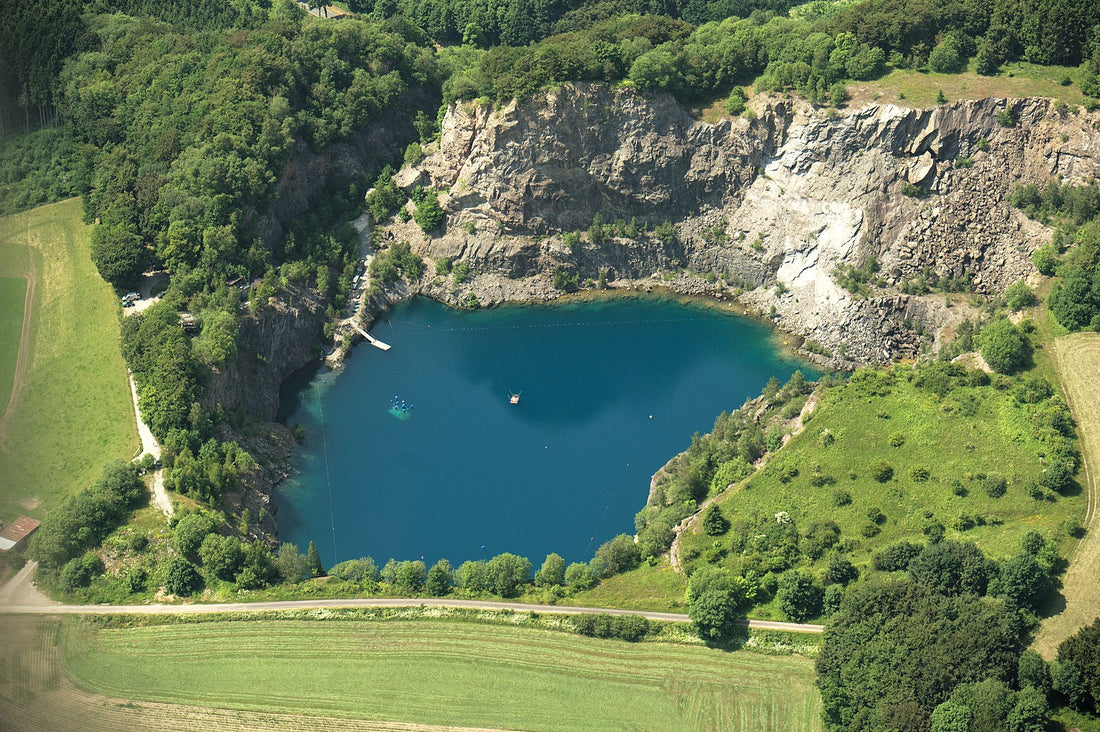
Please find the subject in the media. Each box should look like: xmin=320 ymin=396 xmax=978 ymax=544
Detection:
xmin=832 ymin=490 xmax=852 ymax=507
xmin=996 ymin=108 xmax=1016 ymax=127
xmin=724 ymin=88 xmax=746 ymax=115
xmin=979 ymin=319 xmax=1031 ymax=374
xmin=983 ymin=473 xmax=1008 ymax=498
xmin=825 ymin=554 xmax=858 ymax=585
xmin=1005 ymin=281 xmax=1037 ymax=310
xmin=888 ymin=431 xmax=905 ymax=447
xmin=873 ymin=541 xmax=922 ymax=572
xmin=909 ymin=466 xmax=930 ymax=482
xmin=1031 ymin=246 xmax=1058 ymax=275
xmin=870 ymin=461 xmax=893 ymax=482
xmin=162 ymin=557 xmax=202 ymax=596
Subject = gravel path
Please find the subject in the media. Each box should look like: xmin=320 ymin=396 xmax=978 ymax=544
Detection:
xmin=127 ymin=372 xmax=172 ymax=516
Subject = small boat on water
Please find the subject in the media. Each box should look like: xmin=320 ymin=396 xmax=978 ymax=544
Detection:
xmin=509 ymin=392 xmax=521 ymax=405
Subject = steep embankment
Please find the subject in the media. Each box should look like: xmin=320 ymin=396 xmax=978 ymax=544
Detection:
xmin=367 ymin=85 xmax=1100 ymax=367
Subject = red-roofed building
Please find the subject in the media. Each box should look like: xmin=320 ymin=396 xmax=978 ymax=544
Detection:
xmin=0 ymin=516 xmax=40 ymax=551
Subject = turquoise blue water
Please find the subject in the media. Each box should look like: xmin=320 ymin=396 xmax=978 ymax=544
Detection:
xmin=276 ymin=296 xmax=814 ymax=567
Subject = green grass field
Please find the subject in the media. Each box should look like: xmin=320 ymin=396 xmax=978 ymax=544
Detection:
xmin=0 ymin=199 xmax=136 ymax=522
xmin=679 ymin=368 xmax=1083 ymax=605
xmin=58 ymin=617 xmax=822 ymax=731
xmin=0 ymin=277 xmax=26 ymax=412
xmin=848 ymin=60 xmax=1088 ymax=109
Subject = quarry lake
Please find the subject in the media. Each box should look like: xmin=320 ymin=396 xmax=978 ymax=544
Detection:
xmin=276 ymin=296 xmax=815 ymax=567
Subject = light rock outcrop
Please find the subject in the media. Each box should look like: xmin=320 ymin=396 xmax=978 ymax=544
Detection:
xmin=368 ymin=85 xmax=1100 ymax=368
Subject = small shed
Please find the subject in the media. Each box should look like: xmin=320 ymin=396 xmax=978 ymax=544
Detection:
xmin=0 ymin=516 xmax=40 ymax=551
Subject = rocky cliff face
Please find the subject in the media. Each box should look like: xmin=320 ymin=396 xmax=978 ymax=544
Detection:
xmin=378 ymin=84 xmax=1100 ymax=367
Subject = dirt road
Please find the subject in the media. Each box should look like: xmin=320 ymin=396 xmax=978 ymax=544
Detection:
xmin=0 ymin=564 xmax=822 ymax=631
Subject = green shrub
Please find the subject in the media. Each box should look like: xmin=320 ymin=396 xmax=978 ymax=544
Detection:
xmin=1004 ymin=281 xmax=1037 ymax=310
xmin=983 ymin=473 xmax=1008 ymax=498
xmin=888 ymin=431 xmax=905 ymax=447
xmin=979 ymin=319 xmax=1030 ymax=374
xmin=996 ymin=109 xmax=1016 ymax=127
xmin=870 ymin=461 xmax=893 ymax=482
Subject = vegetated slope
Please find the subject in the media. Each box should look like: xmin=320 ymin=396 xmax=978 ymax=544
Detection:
xmin=1034 ymin=332 xmax=1100 ymax=658
xmin=58 ymin=617 xmax=822 ymax=731
xmin=0 ymin=616 xmax=464 ymax=732
xmin=0 ymin=199 xmax=135 ymax=522
xmin=674 ymin=365 xmax=1081 ymax=614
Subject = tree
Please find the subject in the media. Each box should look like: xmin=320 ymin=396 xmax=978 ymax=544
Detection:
xmin=328 ymin=557 xmax=380 ymax=585
xmin=534 ymin=553 xmax=565 ymax=587
xmin=274 ymin=542 xmax=309 ymax=583
xmin=907 ymin=540 xmax=995 ymax=597
xmin=701 ymin=505 xmax=730 ymax=536
xmin=413 ymin=189 xmax=444 ymax=233
xmin=162 ymin=557 xmax=202 ymax=596
xmin=172 ymin=513 xmax=217 ymax=559
xmin=1017 ymin=650 xmax=1051 ymax=695
xmin=930 ymin=700 xmax=972 ymax=732
xmin=1004 ymin=281 xmax=1037 ymax=311
xmin=193 ymin=309 xmax=238 ymax=367
xmin=1006 ymin=686 xmax=1049 ymax=732
xmin=818 ymin=582 xmax=1026 ymax=731
xmin=307 ymin=540 xmax=325 ymax=577
xmin=777 ymin=569 xmax=823 ymax=622
xmin=90 ymin=223 xmax=148 ymax=290
xmin=997 ymin=554 xmax=1051 ymax=611
xmin=199 ymin=534 xmax=244 ymax=581
xmin=484 ymin=553 xmax=531 ymax=597
xmin=426 ymin=559 xmax=453 ymax=596
xmin=628 ymin=48 xmax=678 ymax=90
xmin=1054 ymin=617 xmax=1100 ymax=714
xmin=688 ymin=566 xmax=748 ymax=643
xmin=393 ymin=560 xmax=427 ymax=592
xmin=980 ymin=319 xmax=1030 ymax=373
xmin=825 ymin=553 xmax=859 ymax=585
xmin=564 ymin=562 xmax=596 ymax=590
xmin=591 ymin=534 xmax=640 ymax=578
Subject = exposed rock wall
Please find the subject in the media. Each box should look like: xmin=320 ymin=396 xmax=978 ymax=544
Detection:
xmin=379 ymin=85 xmax=1100 ymax=368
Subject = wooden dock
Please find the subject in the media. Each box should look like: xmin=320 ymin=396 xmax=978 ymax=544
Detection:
xmin=354 ymin=326 xmax=392 ymax=351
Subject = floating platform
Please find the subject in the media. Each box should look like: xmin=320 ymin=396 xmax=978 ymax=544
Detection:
xmin=355 ymin=325 xmax=392 ymax=351
xmin=388 ymin=406 xmax=412 ymax=420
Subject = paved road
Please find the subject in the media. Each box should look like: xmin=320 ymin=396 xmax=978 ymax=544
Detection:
xmin=0 ymin=584 xmax=823 ymax=632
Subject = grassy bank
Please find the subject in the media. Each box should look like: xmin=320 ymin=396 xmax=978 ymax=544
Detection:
xmin=57 ymin=614 xmax=821 ymax=730
xmin=676 ymin=363 xmax=1083 ymax=620
xmin=0 ymin=199 xmax=135 ymax=522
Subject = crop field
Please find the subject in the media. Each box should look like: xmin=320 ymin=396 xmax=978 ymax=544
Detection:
xmin=0 ymin=199 xmax=135 ymax=522
xmin=0 ymin=277 xmax=26 ymax=412
xmin=680 ymin=368 xmax=1084 ymax=594
xmin=54 ymin=617 xmax=822 ymax=731
xmin=1034 ymin=332 xmax=1100 ymax=658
